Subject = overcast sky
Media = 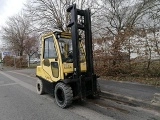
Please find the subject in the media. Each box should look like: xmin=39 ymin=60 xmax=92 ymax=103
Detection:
xmin=0 ymin=0 xmax=27 ymax=46
xmin=0 ymin=0 xmax=27 ymax=27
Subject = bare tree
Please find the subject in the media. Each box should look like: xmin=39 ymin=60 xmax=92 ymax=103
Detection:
xmin=25 ymin=0 xmax=98 ymax=33
xmin=94 ymin=0 xmax=157 ymax=66
xmin=24 ymin=35 xmax=39 ymax=66
xmin=147 ymin=11 xmax=160 ymax=56
xmin=2 ymin=13 xmax=35 ymax=57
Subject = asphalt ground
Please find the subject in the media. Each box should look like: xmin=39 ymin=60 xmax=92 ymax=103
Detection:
xmin=1 ymin=67 xmax=160 ymax=120
xmin=99 ymin=79 xmax=160 ymax=111
xmin=1 ymin=66 xmax=160 ymax=111
xmin=0 ymin=69 xmax=113 ymax=120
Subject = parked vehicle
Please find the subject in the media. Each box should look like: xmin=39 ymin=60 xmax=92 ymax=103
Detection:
xmin=30 ymin=58 xmax=40 ymax=64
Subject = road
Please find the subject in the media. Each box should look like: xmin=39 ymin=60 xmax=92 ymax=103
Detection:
xmin=0 ymin=69 xmax=160 ymax=120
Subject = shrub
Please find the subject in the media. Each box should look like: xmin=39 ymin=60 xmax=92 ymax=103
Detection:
xmin=3 ymin=56 xmax=27 ymax=68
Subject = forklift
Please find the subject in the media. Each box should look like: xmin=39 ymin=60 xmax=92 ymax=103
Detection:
xmin=36 ymin=4 xmax=99 ymax=108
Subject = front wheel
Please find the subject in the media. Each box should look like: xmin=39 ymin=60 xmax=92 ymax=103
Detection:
xmin=54 ymin=82 xmax=73 ymax=108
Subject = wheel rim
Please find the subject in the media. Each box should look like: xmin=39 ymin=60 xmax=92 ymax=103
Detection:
xmin=56 ymin=88 xmax=65 ymax=104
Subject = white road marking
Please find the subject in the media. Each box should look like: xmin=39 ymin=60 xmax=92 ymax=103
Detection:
xmin=0 ymin=83 xmax=18 ymax=87
xmin=0 ymin=71 xmax=36 ymax=93
xmin=8 ymin=71 xmax=37 ymax=80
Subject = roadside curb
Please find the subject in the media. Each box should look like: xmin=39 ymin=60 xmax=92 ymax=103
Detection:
xmin=100 ymin=91 xmax=160 ymax=112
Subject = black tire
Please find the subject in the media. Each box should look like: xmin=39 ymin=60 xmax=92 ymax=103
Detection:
xmin=54 ymin=82 xmax=73 ymax=108
xmin=36 ymin=79 xmax=45 ymax=95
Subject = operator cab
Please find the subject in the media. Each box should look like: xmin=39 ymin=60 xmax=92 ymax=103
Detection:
xmin=55 ymin=32 xmax=85 ymax=63
xmin=55 ymin=32 xmax=73 ymax=63
xmin=38 ymin=31 xmax=86 ymax=82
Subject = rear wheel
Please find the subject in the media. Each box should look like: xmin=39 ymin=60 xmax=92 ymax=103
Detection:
xmin=36 ymin=79 xmax=45 ymax=95
xmin=55 ymin=82 xmax=73 ymax=108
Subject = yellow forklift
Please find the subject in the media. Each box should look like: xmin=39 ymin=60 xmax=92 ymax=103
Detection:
xmin=36 ymin=4 xmax=99 ymax=108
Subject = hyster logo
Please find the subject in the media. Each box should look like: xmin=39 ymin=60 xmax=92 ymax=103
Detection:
xmin=64 ymin=64 xmax=72 ymax=69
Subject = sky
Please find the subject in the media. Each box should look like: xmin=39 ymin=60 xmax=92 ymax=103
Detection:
xmin=0 ymin=0 xmax=27 ymax=46
xmin=0 ymin=0 xmax=27 ymax=27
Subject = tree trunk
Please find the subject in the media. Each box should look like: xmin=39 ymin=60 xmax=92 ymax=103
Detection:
xmin=146 ymin=48 xmax=151 ymax=75
xmin=20 ymin=50 xmax=23 ymax=56
xmin=28 ymin=54 xmax=30 ymax=67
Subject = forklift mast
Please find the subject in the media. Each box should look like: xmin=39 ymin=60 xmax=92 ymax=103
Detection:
xmin=67 ymin=4 xmax=97 ymax=98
